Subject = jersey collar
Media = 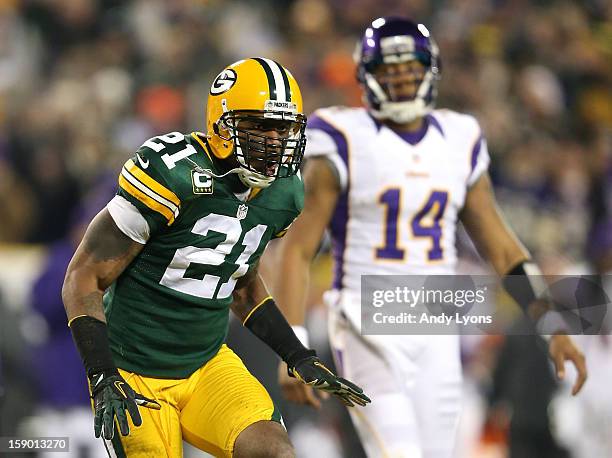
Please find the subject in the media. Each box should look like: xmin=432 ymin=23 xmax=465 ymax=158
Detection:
xmin=190 ymin=132 xmax=214 ymax=163
xmin=369 ymin=113 xmax=443 ymax=146
xmin=394 ymin=117 xmax=430 ymax=145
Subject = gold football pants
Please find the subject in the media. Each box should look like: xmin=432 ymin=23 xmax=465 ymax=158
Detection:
xmin=101 ymin=344 xmax=281 ymax=457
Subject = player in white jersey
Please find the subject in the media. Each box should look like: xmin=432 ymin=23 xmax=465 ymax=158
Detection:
xmin=275 ymin=16 xmax=588 ymax=458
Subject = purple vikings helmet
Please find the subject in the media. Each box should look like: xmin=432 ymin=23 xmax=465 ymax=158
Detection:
xmin=354 ymin=17 xmax=441 ymax=123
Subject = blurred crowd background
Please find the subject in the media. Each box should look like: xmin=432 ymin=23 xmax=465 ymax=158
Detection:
xmin=0 ymin=0 xmax=611 ymax=457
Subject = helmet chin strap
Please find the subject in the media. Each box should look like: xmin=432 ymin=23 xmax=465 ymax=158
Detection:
xmin=184 ymin=157 xmax=274 ymax=189
xmin=371 ymin=99 xmax=430 ymax=124
xmin=235 ymin=168 xmax=275 ymax=189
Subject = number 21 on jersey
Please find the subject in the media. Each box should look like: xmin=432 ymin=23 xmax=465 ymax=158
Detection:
xmin=375 ymin=189 xmax=449 ymax=261
xmin=160 ymin=214 xmax=267 ymax=300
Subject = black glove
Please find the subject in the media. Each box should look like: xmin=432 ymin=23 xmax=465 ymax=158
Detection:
xmin=90 ymin=370 xmax=161 ymax=440
xmin=289 ymin=356 xmax=371 ymax=407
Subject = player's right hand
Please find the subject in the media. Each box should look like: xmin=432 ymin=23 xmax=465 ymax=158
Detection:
xmin=89 ymin=370 xmax=161 ymax=439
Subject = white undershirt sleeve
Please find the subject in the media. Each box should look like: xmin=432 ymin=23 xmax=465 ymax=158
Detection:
xmin=106 ymin=195 xmax=151 ymax=244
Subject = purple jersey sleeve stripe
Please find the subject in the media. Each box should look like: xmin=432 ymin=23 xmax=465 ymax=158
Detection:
xmin=470 ymin=133 xmax=483 ymax=175
xmin=308 ymin=114 xmax=350 ymax=290
xmin=307 ymin=114 xmax=333 ymax=131
xmin=307 ymin=114 xmax=349 ymax=172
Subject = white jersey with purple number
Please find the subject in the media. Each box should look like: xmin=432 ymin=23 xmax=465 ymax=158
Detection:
xmin=307 ymin=106 xmax=489 ymax=458
xmin=306 ymin=106 xmax=490 ymax=293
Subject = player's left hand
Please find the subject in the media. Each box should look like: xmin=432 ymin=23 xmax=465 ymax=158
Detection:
xmin=548 ymin=334 xmax=587 ymax=395
xmin=289 ymin=356 xmax=371 ymax=407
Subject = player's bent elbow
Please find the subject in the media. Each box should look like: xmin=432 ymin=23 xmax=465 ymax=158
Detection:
xmin=61 ymin=263 xmax=103 ymax=317
xmin=61 ymin=263 xmax=80 ymax=305
xmin=61 ymin=273 xmax=80 ymax=318
xmin=62 ymin=267 xmax=83 ymax=313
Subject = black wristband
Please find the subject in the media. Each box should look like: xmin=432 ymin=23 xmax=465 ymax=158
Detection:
xmin=243 ymin=298 xmax=316 ymax=367
xmin=69 ymin=315 xmax=117 ymax=378
xmin=502 ymin=261 xmax=546 ymax=311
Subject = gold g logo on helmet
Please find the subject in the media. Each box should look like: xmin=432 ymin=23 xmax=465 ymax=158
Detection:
xmin=206 ymin=58 xmax=307 ymax=188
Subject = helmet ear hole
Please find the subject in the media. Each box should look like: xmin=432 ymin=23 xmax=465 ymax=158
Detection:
xmin=213 ymin=121 xmax=231 ymax=141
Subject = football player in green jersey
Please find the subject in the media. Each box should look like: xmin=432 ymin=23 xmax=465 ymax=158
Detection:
xmin=62 ymin=58 xmax=370 ymax=458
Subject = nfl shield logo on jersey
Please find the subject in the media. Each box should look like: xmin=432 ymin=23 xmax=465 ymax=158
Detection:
xmin=236 ymin=204 xmax=249 ymax=220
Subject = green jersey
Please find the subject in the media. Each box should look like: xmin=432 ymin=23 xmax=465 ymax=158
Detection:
xmin=104 ymin=132 xmax=303 ymax=378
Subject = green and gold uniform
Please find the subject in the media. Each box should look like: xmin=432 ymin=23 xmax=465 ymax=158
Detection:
xmin=103 ymin=131 xmax=303 ymax=457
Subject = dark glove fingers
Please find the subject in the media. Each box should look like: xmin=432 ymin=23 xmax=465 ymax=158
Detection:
xmin=347 ymin=391 xmax=370 ymax=406
xmin=102 ymin=406 xmax=116 ymax=440
xmin=116 ymin=407 xmax=130 ymax=436
xmin=134 ymin=393 xmax=162 ymax=411
xmin=336 ymin=392 xmax=355 ymax=407
xmin=337 ymin=377 xmax=371 ymax=405
xmin=293 ymin=358 xmax=371 ymax=408
xmin=125 ymin=397 xmax=143 ymax=427
xmin=320 ymin=382 xmax=354 ymax=405
xmin=337 ymin=377 xmax=364 ymax=394
xmin=325 ymin=383 xmax=370 ymax=407
xmin=357 ymin=392 xmax=372 ymax=404
xmin=94 ymin=409 xmax=103 ymax=438
xmin=342 ymin=385 xmax=371 ymax=404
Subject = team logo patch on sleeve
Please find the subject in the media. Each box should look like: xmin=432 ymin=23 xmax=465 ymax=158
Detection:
xmin=192 ymin=170 xmax=214 ymax=194
xmin=210 ymin=69 xmax=237 ymax=95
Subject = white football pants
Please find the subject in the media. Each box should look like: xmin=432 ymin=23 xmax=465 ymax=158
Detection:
xmin=328 ymin=309 xmax=462 ymax=458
